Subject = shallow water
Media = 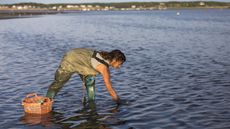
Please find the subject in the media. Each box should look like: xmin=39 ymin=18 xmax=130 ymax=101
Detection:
xmin=0 ymin=9 xmax=230 ymax=129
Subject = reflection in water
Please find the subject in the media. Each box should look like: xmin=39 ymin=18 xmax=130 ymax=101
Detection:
xmin=20 ymin=102 xmax=126 ymax=129
xmin=20 ymin=113 xmax=54 ymax=127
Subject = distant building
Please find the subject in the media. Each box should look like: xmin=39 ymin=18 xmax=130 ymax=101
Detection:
xmin=67 ymin=5 xmax=74 ymax=8
xmin=0 ymin=6 xmax=9 ymax=9
xmin=23 ymin=6 xmax=28 ymax=9
xmin=109 ymin=6 xmax=115 ymax=10
xmin=17 ymin=6 xmax=23 ymax=10
xmin=159 ymin=2 xmax=165 ymax=6
xmin=159 ymin=2 xmax=167 ymax=10
xmin=104 ymin=6 xmax=109 ymax=10
xmin=87 ymin=5 xmax=93 ymax=8
xmin=80 ymin=5 xmax=86 ymax=8
xmin=199 ymin=2 xmax=205 ymax=6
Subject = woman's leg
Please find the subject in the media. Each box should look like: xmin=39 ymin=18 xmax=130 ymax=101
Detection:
xmin=80 ymin=75 xmax=96 ymax=102
xmin=46 ymin=67 xmax=73 ymax=99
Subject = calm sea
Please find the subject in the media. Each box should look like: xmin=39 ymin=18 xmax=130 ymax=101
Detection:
xmin=0 ymin=9 xmax=230 ymax=129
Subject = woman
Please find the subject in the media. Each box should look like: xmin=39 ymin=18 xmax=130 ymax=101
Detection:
xmin=46 ymin=48 xmax=126 ymax=104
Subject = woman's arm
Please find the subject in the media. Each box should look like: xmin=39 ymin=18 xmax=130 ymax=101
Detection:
xmin=96 ymin=64 xmax=120 ymax=102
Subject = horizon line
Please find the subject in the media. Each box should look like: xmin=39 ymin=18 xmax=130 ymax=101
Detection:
xmin=1 ymin=0 xmax=230 ymax=5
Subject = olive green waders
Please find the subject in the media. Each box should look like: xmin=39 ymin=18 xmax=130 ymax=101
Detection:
xmin=46 ymin=66 xmax=96 ymax=102
xmin=46 ymin=48 xmax=99 ymax=102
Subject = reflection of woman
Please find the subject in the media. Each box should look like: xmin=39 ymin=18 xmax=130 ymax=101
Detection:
xmin=20 ymin=105 xmax=122 ymax=128
xmin=46 ymin=48 xmax=126 ymax=104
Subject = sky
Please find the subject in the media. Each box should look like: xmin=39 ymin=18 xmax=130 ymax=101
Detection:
xmin=0 ymin=0 xmax=229 ymax=4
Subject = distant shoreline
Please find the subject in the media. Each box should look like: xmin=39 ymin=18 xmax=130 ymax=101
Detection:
xmin=0 ymin=10 xmax=59 ymax=20
xmin=1 ymin=1 xmax=229 ymax=11
xmin=0 ymin=8 xmax=229 ymax=20
xmin=1 ymin=1 xmax=229 ymax=20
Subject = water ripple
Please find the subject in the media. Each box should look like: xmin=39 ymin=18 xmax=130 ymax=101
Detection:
xmin=0 ymin=10 xmax=230 ymax=129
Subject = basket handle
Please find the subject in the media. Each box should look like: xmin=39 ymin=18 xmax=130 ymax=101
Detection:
xmin=26 ymin=92 xmax=38 ymax=98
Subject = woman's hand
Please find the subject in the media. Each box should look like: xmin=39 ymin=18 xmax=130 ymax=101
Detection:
xmin=115 ymin=96 xmax=120 ymax=105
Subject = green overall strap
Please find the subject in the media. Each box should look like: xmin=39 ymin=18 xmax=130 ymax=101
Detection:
xmin=92 ymin=51 xmax=109 ymax=67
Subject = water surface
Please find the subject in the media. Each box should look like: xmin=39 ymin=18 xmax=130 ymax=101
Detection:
xmin=0 ymin=10 xmax=230 ymax=129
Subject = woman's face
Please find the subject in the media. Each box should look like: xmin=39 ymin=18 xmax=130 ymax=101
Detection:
xmin=110 ymin=60 xmax=123 ymax=69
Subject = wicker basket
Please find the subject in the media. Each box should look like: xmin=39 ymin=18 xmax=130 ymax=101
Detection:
xmin=22 ymin=93 xmax=53 ymax=114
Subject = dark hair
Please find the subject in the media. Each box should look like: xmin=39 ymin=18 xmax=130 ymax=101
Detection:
xmin=99 ymin=49 xmax=126 ymax=63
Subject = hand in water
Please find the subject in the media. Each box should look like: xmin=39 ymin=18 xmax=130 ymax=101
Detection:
xmin=116 ymin=98 xmax=130 ymax=106
xmin=116 ymin=97 xmax=121 ymax=105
